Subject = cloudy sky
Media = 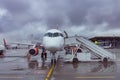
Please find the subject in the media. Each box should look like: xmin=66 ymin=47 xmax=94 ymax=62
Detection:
xmin=0 ymin=0 xmax=120 ymax=42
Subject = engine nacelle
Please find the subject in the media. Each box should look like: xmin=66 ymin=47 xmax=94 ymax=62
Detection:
xmin=28 ymin=48 xmax=39 ymax=56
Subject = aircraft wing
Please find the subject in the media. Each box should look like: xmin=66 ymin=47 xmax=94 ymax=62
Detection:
xmin=10 ymin=42 xmax=43 ymax=49
xmin=11 ymin=42 xmax=34 ymax=46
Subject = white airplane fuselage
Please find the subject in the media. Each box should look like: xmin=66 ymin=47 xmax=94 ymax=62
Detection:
xmin=43 ymin=29 xmax=64 ymax=53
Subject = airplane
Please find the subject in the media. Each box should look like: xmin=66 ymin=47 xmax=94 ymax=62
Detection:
xmin=27 ymin=29 xmax=66 ymax=64
xmin=3 ymin=38 xmax=18 ymax=49
xmin=0 ymin=44 xmax=5 ymax=56
xmin=3 ymin=28 xmax=113 ymax=63
xmin=3 ymin=38 xmax=34 ymax=49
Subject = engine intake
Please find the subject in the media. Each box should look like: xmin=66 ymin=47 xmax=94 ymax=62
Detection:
xmin=28 ymin=48 xmax=39 ymax=56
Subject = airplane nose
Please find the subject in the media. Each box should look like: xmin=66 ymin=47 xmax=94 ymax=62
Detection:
xmin=43 ymin=37 xmax=64 ymax=51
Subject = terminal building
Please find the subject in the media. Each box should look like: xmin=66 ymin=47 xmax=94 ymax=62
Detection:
xmin=89 ymin=36 xmax=120 ymax=48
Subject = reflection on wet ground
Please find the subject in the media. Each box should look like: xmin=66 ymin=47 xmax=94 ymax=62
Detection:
xmin=52 ymin=49 xmax=120 ymax=80
xmin=55 ymin=60 xmax=116 ymax=73
xmin=0 ymin=49 xmax=120 ymax=80
xmin=53 ymin=60 xmax=117 ymax=80
xmin=0 ymin=49 xmax=52 ymax=80
xmin=72 ymin=62 xmax=116 ymax=73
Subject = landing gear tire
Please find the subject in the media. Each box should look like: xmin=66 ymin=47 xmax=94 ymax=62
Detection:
xmin=103 ymin=58 xmax=108 ymax=63
xmin=72 ymin=58 xmax=78 ymax=63
xmin=51 ymin=59 xmax=56 ymax=64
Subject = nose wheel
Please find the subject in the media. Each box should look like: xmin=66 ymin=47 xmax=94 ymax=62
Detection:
xmin=51 ymin=59 xmax=56 ymax=64
xmin=51 ymin=53 xmax=57 ymax=64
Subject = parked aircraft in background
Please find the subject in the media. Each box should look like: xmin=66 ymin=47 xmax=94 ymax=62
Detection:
xmin=3 ymin=38 xmax=34 ymax=49
xmin=0 ymin=44 xmax=5 ymax=56
xmin=3 ymin=38 xmax=18 ymax=49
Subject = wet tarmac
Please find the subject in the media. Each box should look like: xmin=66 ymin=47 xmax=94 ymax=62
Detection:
xmin=0 ymin=49 xmax=120 ymax=80
xmin=52 ymin=49 xmax=120 ymax=80
xmin=0 ymin=49 xmax=52 ymax=80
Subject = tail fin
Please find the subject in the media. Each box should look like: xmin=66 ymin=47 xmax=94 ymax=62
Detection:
xmin=3 ymin=38 xmax=7 ymax=49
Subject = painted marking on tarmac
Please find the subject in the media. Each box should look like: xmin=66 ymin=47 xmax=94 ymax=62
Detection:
xmin=75 ymin=76 xmax=115 ymax=79
xmin=0 ymin=76 xmax=23 ymax=79
xmin=45 ymin=64 xmax=55 ymax=80
xmin=33 ymin=70 xmax=47 ymax=74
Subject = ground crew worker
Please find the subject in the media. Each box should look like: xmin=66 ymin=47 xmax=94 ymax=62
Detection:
xmin=95 ymin=40 xmax=99 ymax=45
xmin=26 ymin=52 xmax=31 ymax=62
xmin=41 ymin=48 xmax=47 ymax=59
xmin=73 ymin=46 xmax=77 ymax=53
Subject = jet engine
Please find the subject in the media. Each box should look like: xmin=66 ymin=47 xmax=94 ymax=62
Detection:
xmin=28 ymin=48 xmax=39 ymax=56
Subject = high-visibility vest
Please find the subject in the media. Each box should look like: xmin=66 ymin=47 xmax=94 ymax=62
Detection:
xmin=95 ymin=41 xmax=99 ymax=45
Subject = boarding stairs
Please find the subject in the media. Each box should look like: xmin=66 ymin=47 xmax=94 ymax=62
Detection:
xmin=76 ymin=37 xmax=116 ymax=61
xmin=64 ymin=46 xmax=92 ymax=62
xmin=64 ymin=47 xmax=77 ymax=62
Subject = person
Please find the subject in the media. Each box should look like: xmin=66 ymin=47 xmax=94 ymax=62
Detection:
xmin=41 ymin=48 xmax=47 ymax=59
xmin=95 ymin=40 xmax=99 ymax=45
xmin=65 ymin=47 xmax=71 ymax=54
xmin=26 ymin=52 xmax=31 ymax=62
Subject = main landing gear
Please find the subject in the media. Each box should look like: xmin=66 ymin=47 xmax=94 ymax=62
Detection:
xmin=41 ymin=50 xmax=57 ymax=64
xmin=72 ymin=58 xmax=79 ymax=63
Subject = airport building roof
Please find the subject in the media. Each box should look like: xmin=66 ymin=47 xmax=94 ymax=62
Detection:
xmin=90 ymin=36 xmax=120 ymax=41
xmin=89 ymin=36 xmax=120 ymax=48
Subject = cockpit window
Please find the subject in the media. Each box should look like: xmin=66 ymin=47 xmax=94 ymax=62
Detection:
xmin=53 ymin=33 xmax=64 ymax=37
xmin=53 ymin=33 xmax=59 ymax=37
xmin=60 ymin=33 xmax=64 ymax=37
xmin=44 ymin=32 xmax=64 ymax=37
xmin=44 ymin=33 xmax=52 ymax=37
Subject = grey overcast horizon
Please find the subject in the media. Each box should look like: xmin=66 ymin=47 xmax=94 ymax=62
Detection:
xmin=0 ymin=0 xmax=120 ymax=41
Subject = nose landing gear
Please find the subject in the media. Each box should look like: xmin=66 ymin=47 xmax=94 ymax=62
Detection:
xmin=51 ymin=53 xmax=57 ymax=64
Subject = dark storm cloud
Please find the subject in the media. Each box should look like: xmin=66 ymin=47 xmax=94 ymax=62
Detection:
xmin=0 ymin=0 xmax=29 ymax=13
xmin=64 ymin=0 xmax=119 ymax=28
xmin=65 ymin=0 xmax=92 ymax=26
xmin=44 ymin=15 xmax=64 ymax=27
xmin=0 ymin=0 xmax=120 ymax=35
xmin=0 ymin=0 xmax=30 ymax=32
xmin=42 ymin=0 xmax=120 ymax=30
xmin=0 ymin=0 xmax=40 ymax=32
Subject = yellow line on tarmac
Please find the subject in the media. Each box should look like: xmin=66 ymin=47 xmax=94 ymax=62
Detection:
xmin=75 ymin=76 xmax=115 ymax=79
xmin=45 ymin=64 xmax=55 ymax=80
